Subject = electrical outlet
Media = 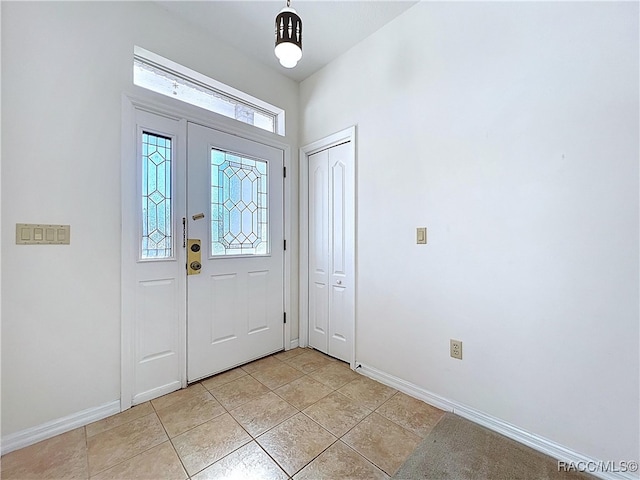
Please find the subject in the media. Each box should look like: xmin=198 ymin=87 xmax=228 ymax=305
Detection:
xmin=450 ymin=339 xmax=463 ymax=360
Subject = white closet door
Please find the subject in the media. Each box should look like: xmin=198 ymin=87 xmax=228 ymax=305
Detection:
xmin=327 ymin=142 xmax=353 ymax=361
xmin=308 ymin=142 xmax=354 ymax=363
xmin=308 ymin=149 xmax=330 ymax=352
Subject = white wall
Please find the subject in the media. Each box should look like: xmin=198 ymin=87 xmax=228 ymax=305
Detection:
xmin=1 ymin=1 xmax=299 ymax=436
xmin=300 ymin=1 xmax=638 ymax=464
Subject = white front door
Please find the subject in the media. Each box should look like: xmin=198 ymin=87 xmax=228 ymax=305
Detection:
xmin=308 ymin=141 xmax=354 ymax=363
xmin=123 ymin=107 xmax=286 ymax=406
xmin=186 ymin=123 xmax=285 ymax=381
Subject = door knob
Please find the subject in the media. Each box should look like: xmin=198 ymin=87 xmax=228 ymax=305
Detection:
xmin=187 ymin=239 xmax=202 ymax=275
xmin=337 ymin=280 xmax=342 ymax=285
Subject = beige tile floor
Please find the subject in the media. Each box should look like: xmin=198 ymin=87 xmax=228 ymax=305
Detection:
xmin=1 ymin=348 xmax=446 ymax=480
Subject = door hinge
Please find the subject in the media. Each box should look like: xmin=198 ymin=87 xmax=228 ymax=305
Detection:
xmin=182 ymin=217 xmax=186 ymax=248
xmin=284 ymin=239 xmax=287 ymax=251
xmin=283 ymin=166 xmax=287 ymax=178
xmin=283 ymin=312 xmax=287 ymax=324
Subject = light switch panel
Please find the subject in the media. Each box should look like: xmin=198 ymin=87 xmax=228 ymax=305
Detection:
xmin=16 ymin=224 xmax=70 ymax=245
xmin=416 ymin=227 xmax=427 ymax=244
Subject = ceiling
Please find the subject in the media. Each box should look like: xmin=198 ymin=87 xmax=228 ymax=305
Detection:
xmin=156 ymin=1 xmax=419 ymax=82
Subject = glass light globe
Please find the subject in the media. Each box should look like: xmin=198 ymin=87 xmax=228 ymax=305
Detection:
xmin=275 ymin=42 xmax=302 ymax=68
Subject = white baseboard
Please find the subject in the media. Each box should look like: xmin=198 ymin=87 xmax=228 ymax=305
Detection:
xmin=1 ymin=400 xmax=120 ymax=455
xmin=290 ymin=338 xmax=299 ymax=349
xmin=357 ymin=363 xmax=638 ymax=480
xmin=356 ymin=363 xmax=456 ymax=413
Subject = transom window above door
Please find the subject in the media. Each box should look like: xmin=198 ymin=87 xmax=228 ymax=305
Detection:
xmin=133 ymin=46 xmax=285 ymax=136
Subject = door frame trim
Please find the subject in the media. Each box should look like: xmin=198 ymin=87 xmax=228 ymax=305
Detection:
xmin=299 ymin=126 xmax=357 ymax=368
xmin=121 ymin=92 xmax=293 ymax=411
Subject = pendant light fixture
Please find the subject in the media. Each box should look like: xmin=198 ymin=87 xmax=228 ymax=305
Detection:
xmin=274 ymin=0 xmax=302 ymax=68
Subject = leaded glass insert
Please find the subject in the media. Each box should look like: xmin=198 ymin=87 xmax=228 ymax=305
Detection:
xmin=211 ymin=149 xmax=268 ymax=256
xmin=141 ymin=132 xmax=172 ymax=259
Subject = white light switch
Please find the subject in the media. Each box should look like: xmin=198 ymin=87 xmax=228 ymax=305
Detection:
xmin=16 ymin=224 xmax=70 ymax=245
xmin=417 ymin=227 xmax=427 ymax=244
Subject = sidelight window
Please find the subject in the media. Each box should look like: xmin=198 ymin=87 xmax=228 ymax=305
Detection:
xmin=141 ymin=132 xmax=173 ymax=259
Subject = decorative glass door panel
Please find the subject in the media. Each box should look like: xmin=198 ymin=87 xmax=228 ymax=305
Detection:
xmin=211 ymin=150 xmax=269 ymax=256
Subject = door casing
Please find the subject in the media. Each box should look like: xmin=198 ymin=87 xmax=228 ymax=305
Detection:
xmin=299 ymin=126 xmax=357 ymax=368
xmin=121 ymin=93 xmax=293 ymax=411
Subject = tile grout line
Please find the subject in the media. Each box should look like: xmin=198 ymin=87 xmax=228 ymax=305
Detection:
xmin=251 ymin=434 xmax=294 ymax=478
xmin=175 ymin=376 xmax=409 ymax=479
xmin=338 ymin=410 xmax=396 ymax=476
xmin=185 ymin=359 xmax=307 ymax=480
xmin=154 ymin=386 xmax=228 ymax=440
xmin=290 ymin=436 xmax=340 ymax=478
xmin=241 ymin=351 xmax=343 ymax=478
xmin=296 ymin=369 xmax=426 ymax=477
xmin=186 ymin=437 xmax=253 ymax=479
xmin=175 ymin=380 xmax=258 ymax=479
xmin=87 ymin=412 xmax=170 ymax=478
xmin=83 ymin=426 xmax=90 ymax=480
xmin=166 ymin=437 xmax=191 ymax=480
xmin=151 ymin=394 xmax=193 ymax=480
xmin=10 ymin=349 xmax=429 ymax=480
xmin=338 ymin=438 xmax=392 ymax=478
xmin=264 ymin=369 xmax=341 ymax=478
xmin=177 ymin=358 xmax=317 ymax=479
xmin=226 ymin=379 xmax=293 ymax=479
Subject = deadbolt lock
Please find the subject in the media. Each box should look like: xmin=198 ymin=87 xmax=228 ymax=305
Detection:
xmin=187 ymin=239 xmax=202 ymax=275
